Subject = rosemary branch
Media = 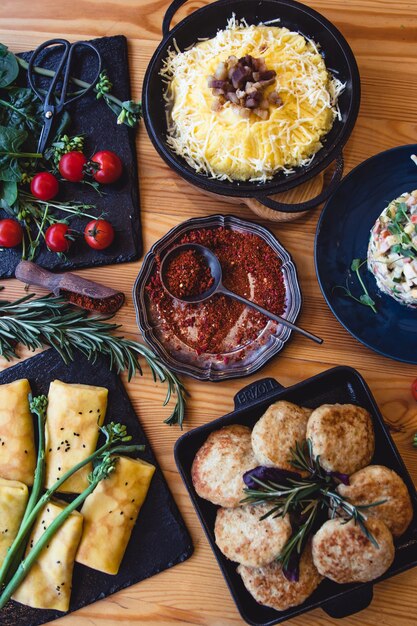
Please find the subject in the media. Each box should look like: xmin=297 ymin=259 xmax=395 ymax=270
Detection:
xmin=0 ymin=294 xmax=188 ymax=427
xmin=242 ymin=440 xmax=385 ymax=579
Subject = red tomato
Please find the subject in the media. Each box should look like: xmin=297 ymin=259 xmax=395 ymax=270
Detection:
xmin=59 ymin=151 xmax=87 ymax=182
xmin=84 ymin=220 xmax=114 ymax=250
xmin=0 ymin=219 xmax=23 ymax=247
xmin=90 ymin=151 xmax=122 ymax=184
xmin=412 ymin=379 xmax=417 ymax=401
xmin=31 ymin=172 xmax=59 ymax=201
xmin=45 ymin=223 xmax=71 ymax=253
xmin=411 ymin=215 xmax=417 ymax=224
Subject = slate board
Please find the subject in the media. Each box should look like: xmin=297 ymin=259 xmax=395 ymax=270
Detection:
xmin=0 ymin=349 xmax=193 ymax=626
xmin=0 ymin=35 xmax=142 ymax=278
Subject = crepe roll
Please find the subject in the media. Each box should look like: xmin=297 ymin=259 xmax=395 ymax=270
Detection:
xmin=76 ymin=456 xmax=155 ymax=575
xmin=0 ymin=478 xmax=28 ymax=565
xmin=45 ymin=380 xmax=108 ymax=493
xmin=12 ymin=500 xmax=83 ymax=612
xmin=0 ymin=379 xmax=36 ymax=485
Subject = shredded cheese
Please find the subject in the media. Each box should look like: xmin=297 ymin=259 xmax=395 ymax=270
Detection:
xmin=160 ymin=16 xmax=345 ymax=182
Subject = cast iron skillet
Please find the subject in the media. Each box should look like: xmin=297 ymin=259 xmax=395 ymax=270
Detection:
xmin=175 ymin=367 xmax=417 ymax=625
xmin=142 ymin=0 xmax=361 ymax=213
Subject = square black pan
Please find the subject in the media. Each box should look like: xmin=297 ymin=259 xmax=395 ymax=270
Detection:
xmin=175 ymin=366 xmax=417 ymax=625
xmin=0 ymin=34 xmax=142 ymax=278
xmin=0 ymin=348 xmax=193 ymax=626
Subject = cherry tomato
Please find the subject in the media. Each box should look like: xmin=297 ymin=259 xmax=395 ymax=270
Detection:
xmin=30 ymin=172 xmax=59 ymax=201
xmin=45 ymin=223 xmax=71 ymax=253
xmin=412 ymin=379 xmax=417 ymax=401
xmin=84 ymin=219 xmax=114 ymax=250
xmin=59 ymin=151 xmax=87 ymax=182
xmin=0 ymin=219 xmax=23 ymax=247
xmin=90 ymin=151 xmax=122 ymax=184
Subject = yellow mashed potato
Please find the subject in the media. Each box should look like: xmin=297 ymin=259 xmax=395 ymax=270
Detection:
xmin=161 ymin=18 xmax=344 ymax=182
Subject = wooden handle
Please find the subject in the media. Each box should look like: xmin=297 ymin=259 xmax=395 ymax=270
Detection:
xmin=15 ymin=261 xmax=61 ymax=294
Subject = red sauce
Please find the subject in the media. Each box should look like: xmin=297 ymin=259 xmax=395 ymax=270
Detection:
xmin=146 ymin=227 xmax=286 ymax=355
xmin=164 ymin=249 xmax=214 ymax=298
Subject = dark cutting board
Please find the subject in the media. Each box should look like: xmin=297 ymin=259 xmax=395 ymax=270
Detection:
xmin=0 ymin=349 xmax=193 ymax=626
xmin=0 ymin=35 xmax=142 ymax=278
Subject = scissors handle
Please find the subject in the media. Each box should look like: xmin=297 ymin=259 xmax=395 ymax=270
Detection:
xmin=28 ymin=38 xmax=102 ymax=110
xmin=27 ymin=38 xmax=102 ymax=153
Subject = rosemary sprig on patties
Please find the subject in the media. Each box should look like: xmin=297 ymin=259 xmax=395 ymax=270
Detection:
xmin=241 ymin=440 xmax=385 ymax=581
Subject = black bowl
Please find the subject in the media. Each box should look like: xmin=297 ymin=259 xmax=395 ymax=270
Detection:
xmin=175 ymin=367 xmax=417 ymax=625
xmin=142 ymin=0 xmax=360 ymax=213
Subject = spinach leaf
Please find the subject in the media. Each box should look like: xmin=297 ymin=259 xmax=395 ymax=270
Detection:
xmin=0 ymin=87 xmax=43 ymax=134
xmin=0 ymin=44 xmax=19 ymax=88
xmin=0 ymin=126 xmax=28 ymax=182
xmin=0 ymin=181 xmax=18 ymax=206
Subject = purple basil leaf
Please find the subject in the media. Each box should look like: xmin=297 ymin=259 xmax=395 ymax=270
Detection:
xmin=326 ymin=470 xmax=350 ymax=485
xmin=243 ymin=465 xmax=301 ymax=489
xmin=282 ymin=550 xmax=300 ymax=582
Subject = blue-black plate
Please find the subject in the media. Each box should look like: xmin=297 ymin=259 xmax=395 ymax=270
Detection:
xmin=315 ymin=144 xmax=417 ymax=364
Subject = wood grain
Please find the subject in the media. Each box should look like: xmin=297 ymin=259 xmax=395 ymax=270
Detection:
xmin=1 ymin=1 xmax=417 ymax=624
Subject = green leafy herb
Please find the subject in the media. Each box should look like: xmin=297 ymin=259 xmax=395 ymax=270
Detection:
xmin=0 ymin=293 xmax=188 ymax=427
xmin=0 ymin=44 xmax=19 ymax=88
xmin=0 ymin=126 xmax=43 ymax=182
xmin=333 ymin=258 xmax=377 ymax=313
xmin=0 ymin=87 xmax=43 ymax=135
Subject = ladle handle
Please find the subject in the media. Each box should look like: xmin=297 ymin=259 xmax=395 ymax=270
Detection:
xmin=218 ymin=286 xmax=323 ymax=345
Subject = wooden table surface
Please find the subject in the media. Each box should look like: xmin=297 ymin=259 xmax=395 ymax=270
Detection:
xmin=1 ymin=0 xmax=417 ymax=624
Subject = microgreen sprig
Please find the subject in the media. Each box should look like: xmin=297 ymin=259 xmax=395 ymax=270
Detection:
xmin=333 ymin=258 xmax=377 ymax=313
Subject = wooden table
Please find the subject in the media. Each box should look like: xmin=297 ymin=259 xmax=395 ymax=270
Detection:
xmin=1 ymin=1 xmax=417 ymax=624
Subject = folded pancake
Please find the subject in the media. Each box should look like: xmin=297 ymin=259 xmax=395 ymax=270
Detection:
xmin=76 ymin=456 xmax=155 ymax=575
xmin=45 ymin=381 xmax=108 ymax=493
xmin=12 ymin=500 xmax=83 ymax=612
xmin=0 ymin=379 xmax=36 ymax=485
xmin=0 ymin=477 xmax=28 ymax=565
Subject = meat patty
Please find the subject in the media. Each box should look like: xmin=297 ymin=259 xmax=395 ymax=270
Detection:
xmin=336 ymin=464 xmax=413 ymax=537
xmin=312 ymin=518 xmax=394 ymax=583
xmin=215 ymin=504 xmax=292 ymax=567
xmin=191 ymin=424 xmax=257 ymax=507
xmin=251 ymin=401 xmax=311 ymax=470
xmin=306 ymin=404 xmax=374 ymax=474
xmin=238 ymin=543 xmax=322 ymax=611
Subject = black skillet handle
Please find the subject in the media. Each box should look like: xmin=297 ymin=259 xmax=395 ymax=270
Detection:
xmin=234 ymin=378 xmax=284 ymax=410
xmin=255 ymin=152 xmax=344 ymax=213
xmin=321 ymin=585 xmax=374 ymax=618
xmin=163 ymin=0 xmax=190 ymax=36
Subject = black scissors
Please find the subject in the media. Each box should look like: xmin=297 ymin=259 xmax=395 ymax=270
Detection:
xmin=28 ymin=39 xmax=102 ymax=154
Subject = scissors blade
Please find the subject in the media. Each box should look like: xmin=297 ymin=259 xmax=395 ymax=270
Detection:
xmin=37 ymin=111 xmax=54 ymax=155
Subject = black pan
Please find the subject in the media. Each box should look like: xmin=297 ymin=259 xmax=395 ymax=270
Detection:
xmin=142 ymin=0 xmax=360 ymax=213
xmin=174 ymin=367 xmax=417 ymax=625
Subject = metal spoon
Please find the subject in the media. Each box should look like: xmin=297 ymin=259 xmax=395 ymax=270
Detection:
xmin=160 ymin=244 xmax=323 ymax=345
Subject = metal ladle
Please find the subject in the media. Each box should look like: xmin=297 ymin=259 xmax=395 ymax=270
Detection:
xmin=160 ymin=244 xmax=323 ymax=345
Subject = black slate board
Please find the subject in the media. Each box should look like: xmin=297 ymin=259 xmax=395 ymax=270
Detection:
xmin=0 ymin=35 xmax=142 ymax=278
xmin=0 ymin=349 xmax=193 ymax=626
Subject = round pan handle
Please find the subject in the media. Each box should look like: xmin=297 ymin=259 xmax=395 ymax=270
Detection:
xmin=163 ymin=0 xmax=190 ymax=36
xmin=255 ymin=152 xmax=344 ymax=213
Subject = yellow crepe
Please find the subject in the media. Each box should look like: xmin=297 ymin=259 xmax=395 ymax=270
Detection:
xmin=0 ymin=477 xmax=28 ymax=565
xmin=76 ymin=456 xmax=155 ymax=575
xmin=12 ymin=500 xmax=83 ymax=612
xmin=0 ymin=379 xmax=36 ymax=485
xmin=45 ymin=380 xmax=108 ymax=493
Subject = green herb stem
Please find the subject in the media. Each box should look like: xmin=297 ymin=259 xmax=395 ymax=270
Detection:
xmin=0 ymin=150 xmax=42 ymax=159
xmin=0 ymin=473 xmax=101 ymax=608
